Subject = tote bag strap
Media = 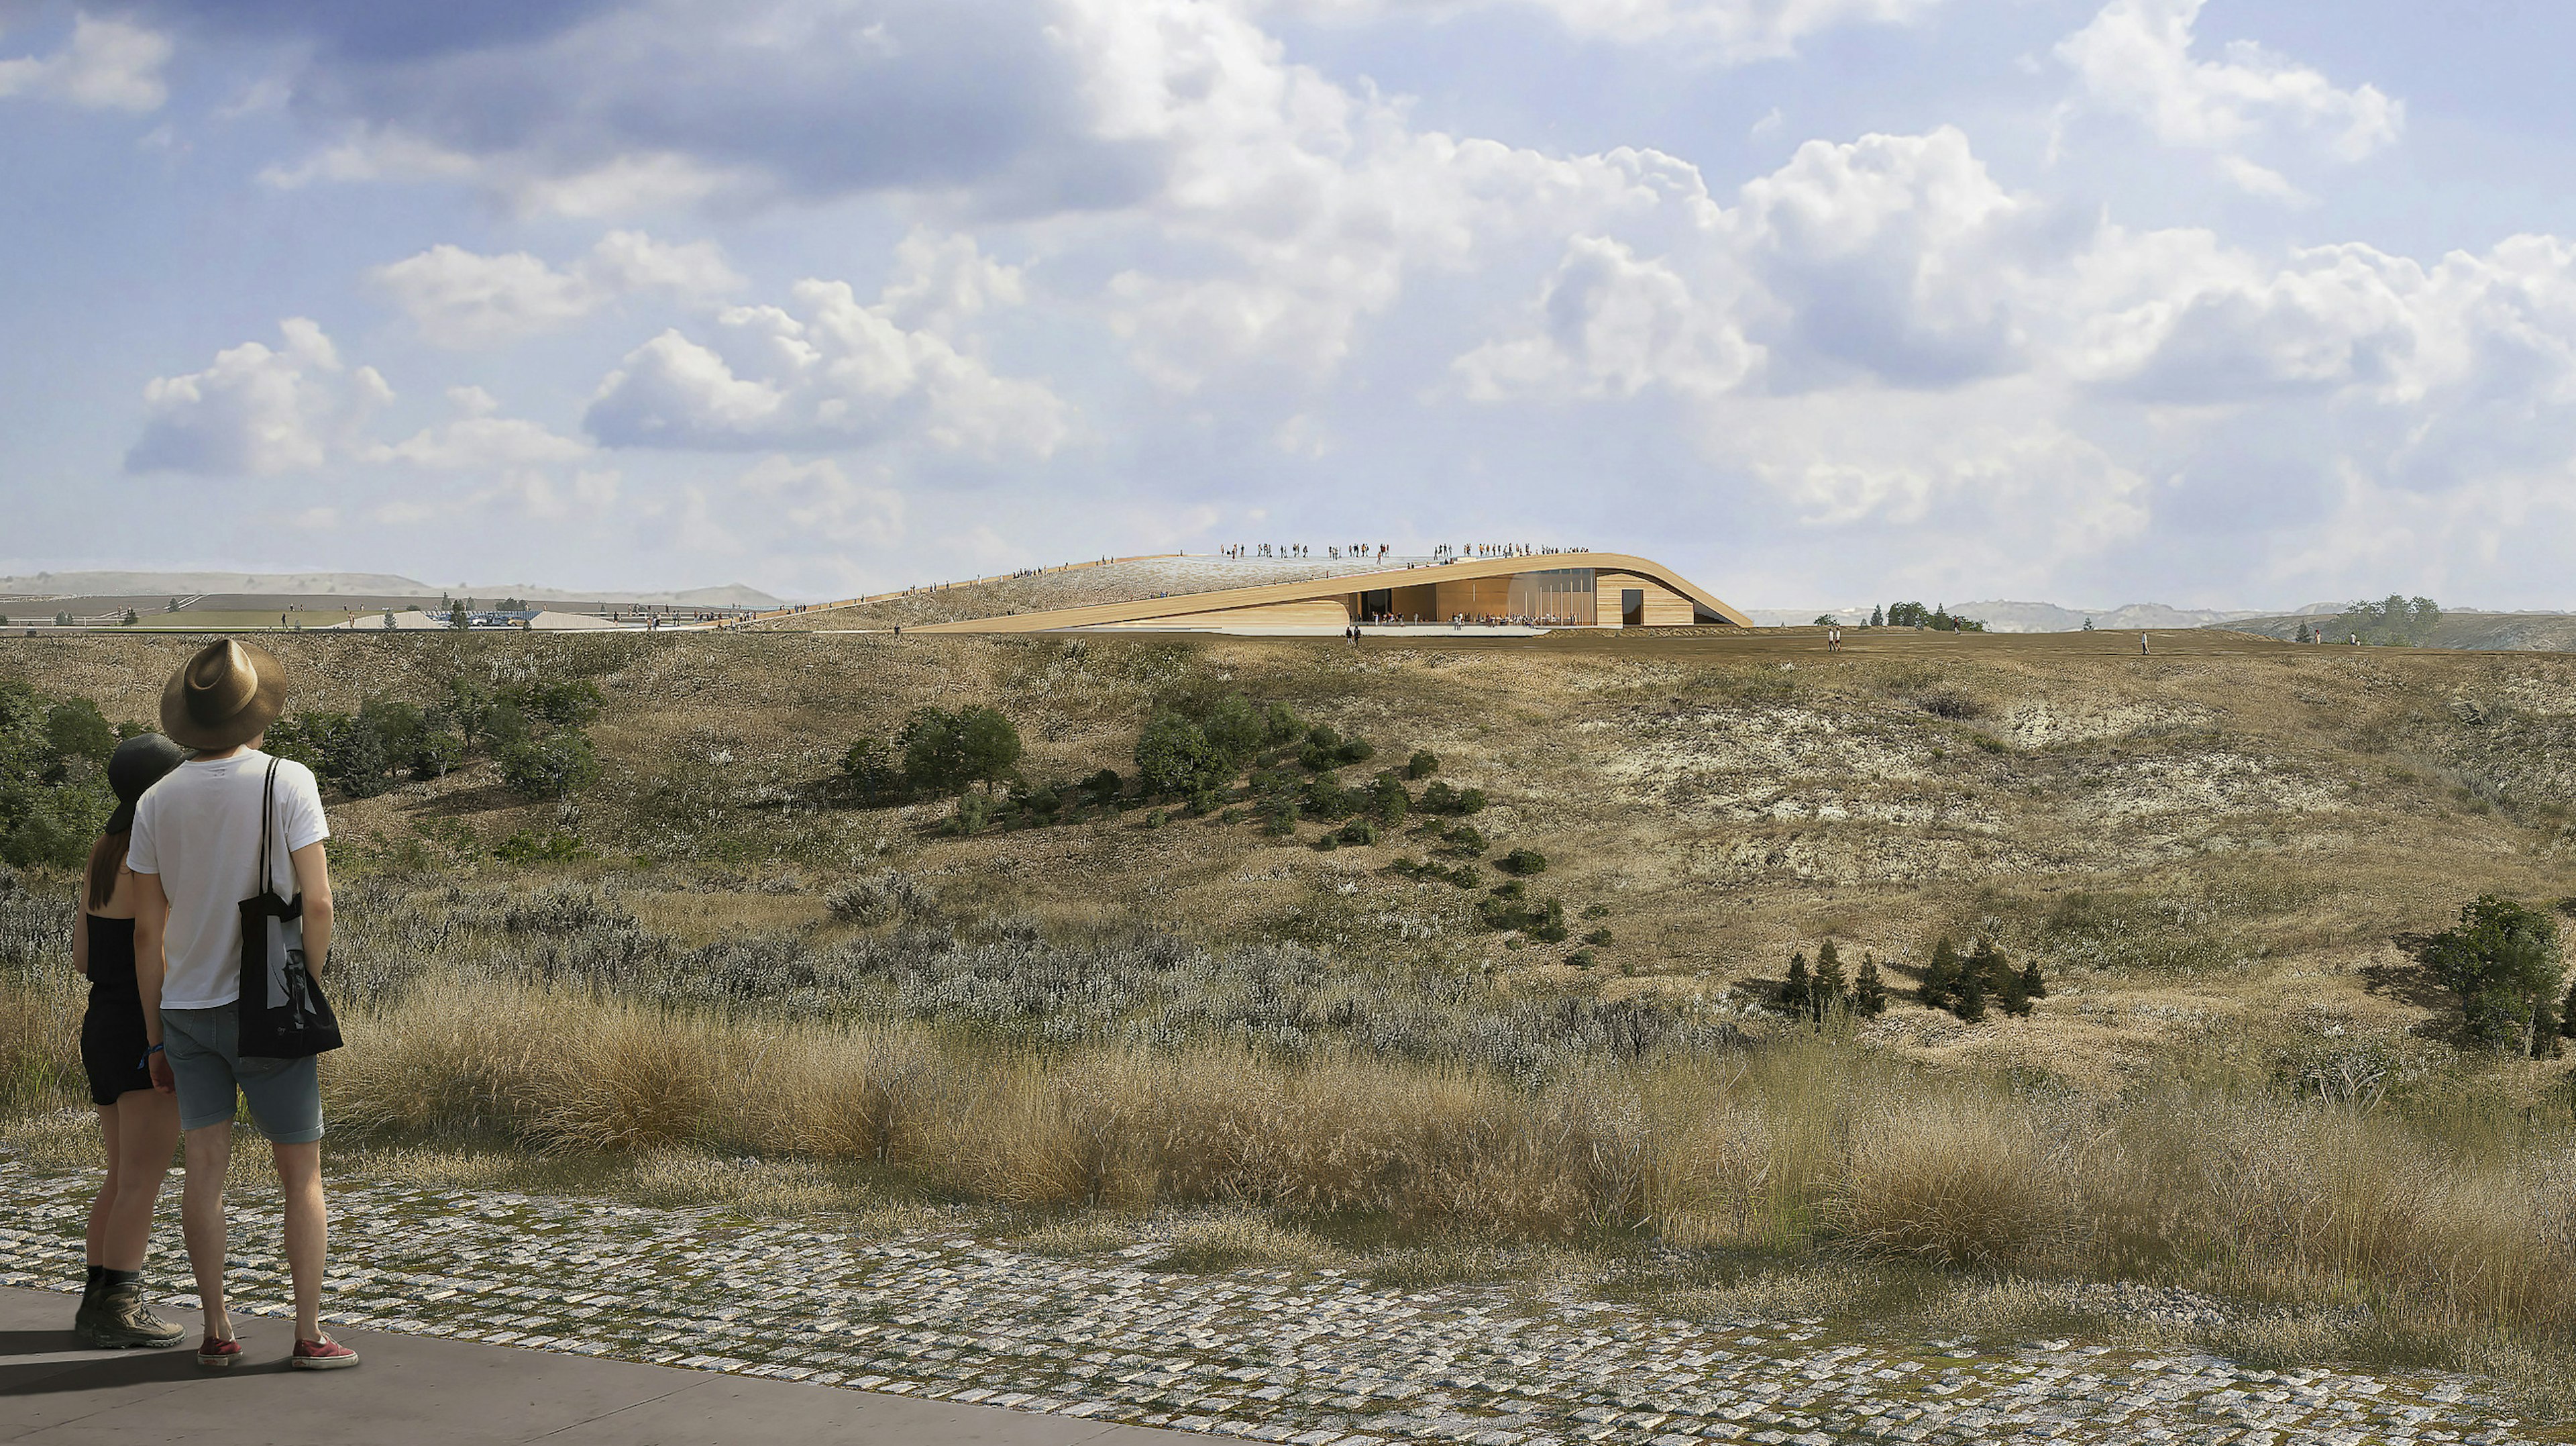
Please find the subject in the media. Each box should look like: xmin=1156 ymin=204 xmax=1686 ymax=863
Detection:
xmin=258 ymin=757 xmax=281 ymax=900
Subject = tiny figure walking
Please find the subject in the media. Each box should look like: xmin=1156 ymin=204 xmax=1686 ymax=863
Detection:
xmin=2139 ymin=631 xmax=2150 ymax=655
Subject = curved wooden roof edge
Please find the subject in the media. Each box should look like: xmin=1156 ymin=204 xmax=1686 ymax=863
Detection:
xmin=907 ymin=552 xmax=1752 ymax=633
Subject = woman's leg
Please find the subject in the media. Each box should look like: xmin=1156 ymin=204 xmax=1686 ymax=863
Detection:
xmin=87 ymin=1104 xmax=121 ymax=1264
xmin=102 ymin=1089 xmax=179 ymax=1272
xmin=181 ymin=1123 xmax=235 ymax=1341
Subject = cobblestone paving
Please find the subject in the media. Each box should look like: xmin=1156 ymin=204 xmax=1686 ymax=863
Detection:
xmin=1 ymin=1161 xmax=2555 ymax=1445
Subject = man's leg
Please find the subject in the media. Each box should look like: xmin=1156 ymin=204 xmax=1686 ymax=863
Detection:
xmin=180 ymin=1123 xmax=233 ymax=1341
xmin=271 ymin=1141 xmax=327 ymax=1342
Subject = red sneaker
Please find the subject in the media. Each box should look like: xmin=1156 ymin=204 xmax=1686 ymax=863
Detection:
xmin=290 ymin=1337 xmax=360 ymax=1370
xmin=196 ymin=1336 xmax=241 ymax=1369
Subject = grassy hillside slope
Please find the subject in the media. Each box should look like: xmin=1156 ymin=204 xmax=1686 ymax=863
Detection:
xmin=2228 ymin=611 xmax=2576 ymax=652
xmin=9 ymin=629 xmax=2576 ymax=1398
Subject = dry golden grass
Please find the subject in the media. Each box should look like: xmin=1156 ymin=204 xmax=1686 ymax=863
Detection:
xmin=15 ymin=627 xmax=2576 ymax=1398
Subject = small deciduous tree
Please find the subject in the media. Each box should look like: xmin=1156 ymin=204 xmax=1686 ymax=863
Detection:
xmin=901 ymin=705 xmax=1022 ymax=795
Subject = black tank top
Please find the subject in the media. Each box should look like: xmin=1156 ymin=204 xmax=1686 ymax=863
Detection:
xmin=86 ymin=914 xmax=139 ymax=999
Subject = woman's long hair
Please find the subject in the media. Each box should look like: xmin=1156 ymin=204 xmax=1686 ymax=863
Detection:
xmin=85 ymin=830 xmax=127 ymax=912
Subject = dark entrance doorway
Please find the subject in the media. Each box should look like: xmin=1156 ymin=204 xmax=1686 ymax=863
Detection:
xmin=1360 ymin=588 xmax=1393 ymax=620
xmin=1621 ymin=589 xmax=1644 ymax=627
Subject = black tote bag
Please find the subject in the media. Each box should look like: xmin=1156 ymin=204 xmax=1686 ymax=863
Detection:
xmin=236 ymin=758 xmax=343 ymax=1058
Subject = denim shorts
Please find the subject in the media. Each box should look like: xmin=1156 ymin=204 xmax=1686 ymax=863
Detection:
xmin=160 ymin=1006 xmax=326 ymax=1143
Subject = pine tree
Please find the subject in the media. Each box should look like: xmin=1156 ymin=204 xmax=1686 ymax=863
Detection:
xmin=1814 ymin=941 xmax=1847 ymax=1021
xmin=1869 ymin=605 xmax=1885 ymax=628
xmin=1955 ymin=961 xmax=1988 ymax=1023
xmin=1920 ymin=939 xmax=1958 ymax=1010
xmin=2535 ymin=992 xmax=2565 ymax=1060
xmin=2020 ymin=959 xmax=2048 ymax=999
xmin=1998 ymin=953 xmax=2033 ymax=1017
xmin=1781 ymin=951 xmax=1811 ymax=1017
xmin=2560 ymin=974 xmax=2576 ymax=1041
xmin=1854 ymin=953 xmax=1888 ymax=1017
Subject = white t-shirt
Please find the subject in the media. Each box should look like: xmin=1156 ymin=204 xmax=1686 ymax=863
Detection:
xmin=127 ymin=750 xmax=330 ymax=1009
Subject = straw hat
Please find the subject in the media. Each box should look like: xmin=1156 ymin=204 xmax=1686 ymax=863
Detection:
xmin=159 ymin=639 xmax=287 ymax=751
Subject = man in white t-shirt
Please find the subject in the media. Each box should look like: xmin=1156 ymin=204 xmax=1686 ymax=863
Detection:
xmin=129 ymin=639 xmax=358 ymax=1372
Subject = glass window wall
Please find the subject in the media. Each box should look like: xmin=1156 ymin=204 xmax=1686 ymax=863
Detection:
xmin=1507 ymin=568 xmax=1597 ymax=626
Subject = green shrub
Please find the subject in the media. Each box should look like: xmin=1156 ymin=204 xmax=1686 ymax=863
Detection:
xmin=1264 ymin=702 xmax=1304 ymax=745
xmin=1335 ymin=737 xmax=1375 ymax=765
xmin=1565 ymin=949 xmax=1595 ymax=968
xmin=1369 ymin=772 xmax=1409 ymax=826
xmin=1495 ymin=847 xmax=1548 ymax=876
xmin=2423 ymin=895 xmax=2567 ymax=1050
xmin=840 ymin=738 xmax=903 ymax=805
xmin=1136 ymin=710 xmax=1223 ymax=797
xmin=496 ymin=730 xmax=599 ymax=801
xmin=1312 ymin=833 xmax=1340 ymax=851
xmin=1582 ymin=927 xmax=1612 ymax=947
xmin=1145 ymin=809 xmax=1168 ymax=829
xmin=1262 ymin=801 xmax=1298 ymax=837
xmin=1580 ymin=902 xmax=1611 ymax=920
xmin=1405 ymin=750 xmax=1438 ymax=780
xmin=1083 ymin=768 xmax=1124 ymax=803
xmin=1442 ymin=824 xmax=1488 ymax=858
xmin=494 ymin=830 xmax=588 ymax=864
xmin=496 ymin=680 xmax=603 ymax=729
xmin=947 ymin=792 xmax=995 ymax=835
xmin=1338 ymin=818 xmax=1378 ymax=846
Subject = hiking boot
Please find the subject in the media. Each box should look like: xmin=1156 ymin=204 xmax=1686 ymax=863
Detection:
xmin=82 ymin=1279 xmax=184 ymax=1349
xmin=72 ymin=1274 xmax=104 ymax=1344
xmin=290 ymin=1336 xmax=359 ymax=1370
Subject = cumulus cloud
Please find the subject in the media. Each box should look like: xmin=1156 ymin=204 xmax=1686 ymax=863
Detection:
xmin=200 ymin=0 xmax=1150 ymax=217
xmin=731 ymin=456 xmax=906 ymax=546
xmin=0 ymin=13 xmax=172 ymax=111
xmin=584 ymin=235 xmax=1067 ymax=454
xmin=2056 ymin=0 xmax=2402 ymax=196
xmin=1453 ymin=127 xmax=2043 ymax=402
xmin=1265 ymin=0 xmax=1941 ymax=57
xmin=125 ymin=319 xmax=390 ymax=475
xmin=370 ymin=231 xmax=743 ymax=347
xmin=1454 ymin=236 xmax=1760 ymax=399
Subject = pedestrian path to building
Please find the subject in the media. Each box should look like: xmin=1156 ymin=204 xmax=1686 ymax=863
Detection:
xmin=0 ymin=1286 xmax=1213 ymax=1446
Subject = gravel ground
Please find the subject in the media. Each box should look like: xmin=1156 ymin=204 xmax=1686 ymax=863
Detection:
xmin=0 ymin=1159 xmax=2552 ymax=1446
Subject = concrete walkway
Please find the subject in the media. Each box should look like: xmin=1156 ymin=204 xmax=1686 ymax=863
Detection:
xmin=0 ymin=1286 xmax=1214 ymax=1446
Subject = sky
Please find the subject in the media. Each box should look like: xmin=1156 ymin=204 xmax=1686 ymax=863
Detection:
xmin=3 ymin=0 xmax=2575 ymax=608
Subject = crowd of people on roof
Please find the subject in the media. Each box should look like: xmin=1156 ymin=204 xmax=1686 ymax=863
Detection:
xmin=1218 ymin=542 xmax=1593 ymax=562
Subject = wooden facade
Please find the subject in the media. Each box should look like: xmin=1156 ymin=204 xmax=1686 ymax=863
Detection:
xmin=908 ymin=552 xmax=1750 ymax=634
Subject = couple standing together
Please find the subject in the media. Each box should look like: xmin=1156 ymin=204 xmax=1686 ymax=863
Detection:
xmin=73 ymin=639 xmax=356 ymax=1370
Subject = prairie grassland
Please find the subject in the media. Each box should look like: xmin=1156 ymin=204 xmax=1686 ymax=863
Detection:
xmin=9 ymin=628 xmax=2576 ymax=1402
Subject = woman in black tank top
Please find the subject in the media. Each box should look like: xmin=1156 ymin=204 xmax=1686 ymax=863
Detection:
xmin=70 ymin=735 xmax=189 ymax=1350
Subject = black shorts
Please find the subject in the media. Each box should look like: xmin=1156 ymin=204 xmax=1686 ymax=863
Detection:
xmin=80 ymin=992 xmax=154 ymax=1106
